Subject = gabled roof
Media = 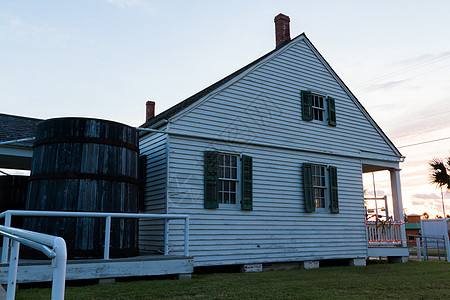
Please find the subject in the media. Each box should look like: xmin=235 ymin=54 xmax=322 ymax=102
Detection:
xmin=0 ymin=113 xmax=42 ymax=147
xmin=141 ymin=37 xmax=297 ymax=128
xmin=141 ymin=33 xmax=402 ymax=158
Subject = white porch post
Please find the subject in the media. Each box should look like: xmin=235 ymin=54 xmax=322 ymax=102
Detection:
xmin=390 ymin=168 xmax=407 ymax=246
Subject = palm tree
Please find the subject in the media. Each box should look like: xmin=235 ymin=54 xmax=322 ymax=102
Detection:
xmin=429 ymin=158 xmax=449 ymax=217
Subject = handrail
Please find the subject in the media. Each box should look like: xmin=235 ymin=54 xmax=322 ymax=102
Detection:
xmin=0 ymin=225 xmax=67 ymax=300
xmin=1 ymin=210 xmax=190 ymax=263
xmin=366 ymin=220 xmax=405 ymax=246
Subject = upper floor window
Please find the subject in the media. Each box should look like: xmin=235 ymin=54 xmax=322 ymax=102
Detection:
xmin=312 ymin=94 xmax=325 ymax=122
xmin=301 ymin=90 xmax=336 ymax=126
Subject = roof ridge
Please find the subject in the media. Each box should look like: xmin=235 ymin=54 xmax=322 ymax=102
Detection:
xmin=141 ymin=33 xmax=306 ymax=128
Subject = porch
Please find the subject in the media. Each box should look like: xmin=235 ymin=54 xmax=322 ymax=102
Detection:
xmin=0 ymin=210 xmax=194 ymax=285
xmin=362 ymin=158 xmax=409 ymax=260
xmin=0 ymin=254 xmax=193 ymax=284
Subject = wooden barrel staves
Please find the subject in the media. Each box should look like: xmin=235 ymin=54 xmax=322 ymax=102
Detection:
xmin=24 ymin=118 xmax=139 ymax=259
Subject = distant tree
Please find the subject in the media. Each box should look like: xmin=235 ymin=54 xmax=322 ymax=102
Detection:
xmin=436 ymin=215 xmax=443 ymax=219
xmin=429 ymin=158 xmax=449 ymax=217
xmin=422 ymin=212 xmax=429 ymax=219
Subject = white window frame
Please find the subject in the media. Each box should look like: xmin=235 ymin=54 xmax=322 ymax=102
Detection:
xmin=310 ymin=92 xmax=329 ymax=125
xmin=312 ymin=164 xmax=329 ymax=212
xmin=218 ymin=152 xmax=241 ymax=208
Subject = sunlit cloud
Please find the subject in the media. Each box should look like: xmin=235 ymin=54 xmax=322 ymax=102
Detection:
xmin=411 ymin=193 xmax=440 ymax=200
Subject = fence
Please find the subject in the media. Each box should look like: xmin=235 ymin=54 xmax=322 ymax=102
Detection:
xmin=0 ymin=225 xmax=67 ymax=300
xmin=412 ymin=234 xmax=449 ymax=262
xmin=366 ymin=220 xmax=404 ymax=246
xmin=0 ymin=210 xmax=190 ymax=264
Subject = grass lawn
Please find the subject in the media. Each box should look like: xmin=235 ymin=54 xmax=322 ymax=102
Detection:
xmin=16 ymin=261 xmax=449 ymax=300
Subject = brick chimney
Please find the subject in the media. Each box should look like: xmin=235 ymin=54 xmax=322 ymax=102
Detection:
xmin=274 ymin=13 xmax=290 ymax=48
xmin=146 ymin=101 xmax=155 ymax=121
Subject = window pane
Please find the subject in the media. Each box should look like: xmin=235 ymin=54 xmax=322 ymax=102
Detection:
xmin=224 ymin=192 xmax=229 ymax=204
xmin=230 ymin=181 xmax=236 ymax=192
xmin=230 ymin=192 xmax=236 ymax=204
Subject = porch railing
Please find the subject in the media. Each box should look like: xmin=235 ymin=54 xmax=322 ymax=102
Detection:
xmin=0 ymin=210 xmax=190 ymax=264
xmin=0 ymin=225 xmax=67 ymax=300
xmin=366 ymin=220 xmax=404 ymax=246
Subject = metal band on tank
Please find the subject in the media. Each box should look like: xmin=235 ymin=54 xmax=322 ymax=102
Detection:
xmin=29 ymin=173 xmax=140 ymax=185
xmin=33 ymin=137 xmax=139 ymax=152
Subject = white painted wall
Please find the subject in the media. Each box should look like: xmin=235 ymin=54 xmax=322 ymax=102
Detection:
xmin=139 ymin=36 xmax=401 ymax=266
xmin=139 ymin=132 xmax=167 ymax=253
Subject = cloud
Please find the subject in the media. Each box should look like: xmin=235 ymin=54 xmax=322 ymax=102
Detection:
xmin=392 ymin=51 xmax=450 ymax=67
xmin=105 ymin=0 xmax=153 ymax=11
xmin=411 ymin=193 xmax=441 ymax=200
xmin=410 ymin=199 xmax=426 ymax=206
xmin=360 ymin=80 xmax=408 ymax=92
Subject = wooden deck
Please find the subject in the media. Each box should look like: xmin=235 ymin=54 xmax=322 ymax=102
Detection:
xmin=0 ymin=254 xmax=194 ymax=284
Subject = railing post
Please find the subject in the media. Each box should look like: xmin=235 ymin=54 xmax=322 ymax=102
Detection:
xmin=164 ymin=218 xmax=169 ymax=255
xmin=184 ymin=216 xmax=189 ymax=257
xmin=6 ymin=240 xmax=20 ymax=300
xmin=51 ymin=237 xmax=67 ymax=300
xmin=104 ymin=216 xmax=111 ymax=259
xmin=2 ymin=212 xmax=12 ymax=263
xmin=416 ymin=235 xmax=421 ymax=262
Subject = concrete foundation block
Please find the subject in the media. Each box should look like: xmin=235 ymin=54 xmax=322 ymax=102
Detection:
xmin=241 ymin=264 xmax=263 ymax=273
xmin=349 ymin=258 xmax=366 ymax=267
xmin=388 ymin=256 xmax=409 ymax=264
xmin=178 ymin=273 xmax=192 ymax=280
xmin=302 ymin=260 xmax=319 ymax=269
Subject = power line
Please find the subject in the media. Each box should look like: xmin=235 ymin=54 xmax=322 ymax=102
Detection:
xmin=353 ymin=52 xmax=450 ymax=90
xmin=398 ymin=136 xmax=450 ymax=149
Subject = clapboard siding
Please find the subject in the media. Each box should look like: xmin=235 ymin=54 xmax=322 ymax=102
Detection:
xmin=165 ymin=136 xmax=367 ymax=266
xmin=138 ymin=35 xmax=402 ymax=266
xmin=169 ymin=39 xmax=397 ymax=158
xmin=139 ymin=132 xmax=167 ymax=253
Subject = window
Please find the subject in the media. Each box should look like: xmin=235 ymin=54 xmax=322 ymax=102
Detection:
xmin=204 ymin=151 xmax=253 ymax=210
xmin=301 ymin=90 xmax=336 ymax=126
xmin=218 ymin=153 xmax=238 ymax=205
xmin=303 ymin=163 xmax=339 ymax=213
xmin=312 ymin=165 xmax=327 ymax=209
xmin=311 ymin=95 xmax=325 ymax=122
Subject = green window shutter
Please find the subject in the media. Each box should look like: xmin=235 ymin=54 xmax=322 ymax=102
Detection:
xmin=241 ymin=155 xmax=253 ymax=211
xmin=204 ymin=151 xmax=219 ymax=209
xmin=301 ymin=90 xmax=313 ymax=121
xmin=302 ymin=163 xmax=315 ymax=212
xmin=329 ymin=166 xmax=339 ymax=213
xmin=327 ymin=97 xmax=336 ymax=126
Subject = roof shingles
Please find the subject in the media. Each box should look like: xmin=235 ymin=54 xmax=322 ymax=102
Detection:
xmin=0 ymin=113 xmax=42 ymax=147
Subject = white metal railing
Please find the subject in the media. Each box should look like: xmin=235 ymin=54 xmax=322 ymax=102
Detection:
xmin=0 ymin=225 xmax=67 ymax=300
xmin=0 ymin=210 xmax=190 ymax=264
xmin=366 ymin=220 xmax=405 ymax=246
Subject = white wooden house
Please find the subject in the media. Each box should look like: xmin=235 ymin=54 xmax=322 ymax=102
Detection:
xmin=139 ymin=14 xmax=409 ymax=268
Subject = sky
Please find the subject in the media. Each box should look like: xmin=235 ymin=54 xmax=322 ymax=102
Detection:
xmin=1 ymin=0 xmax=450 ymax=218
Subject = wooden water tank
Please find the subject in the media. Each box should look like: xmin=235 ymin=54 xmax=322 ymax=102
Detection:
xmin=24 ymin=118 xmax=139 ymax=258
